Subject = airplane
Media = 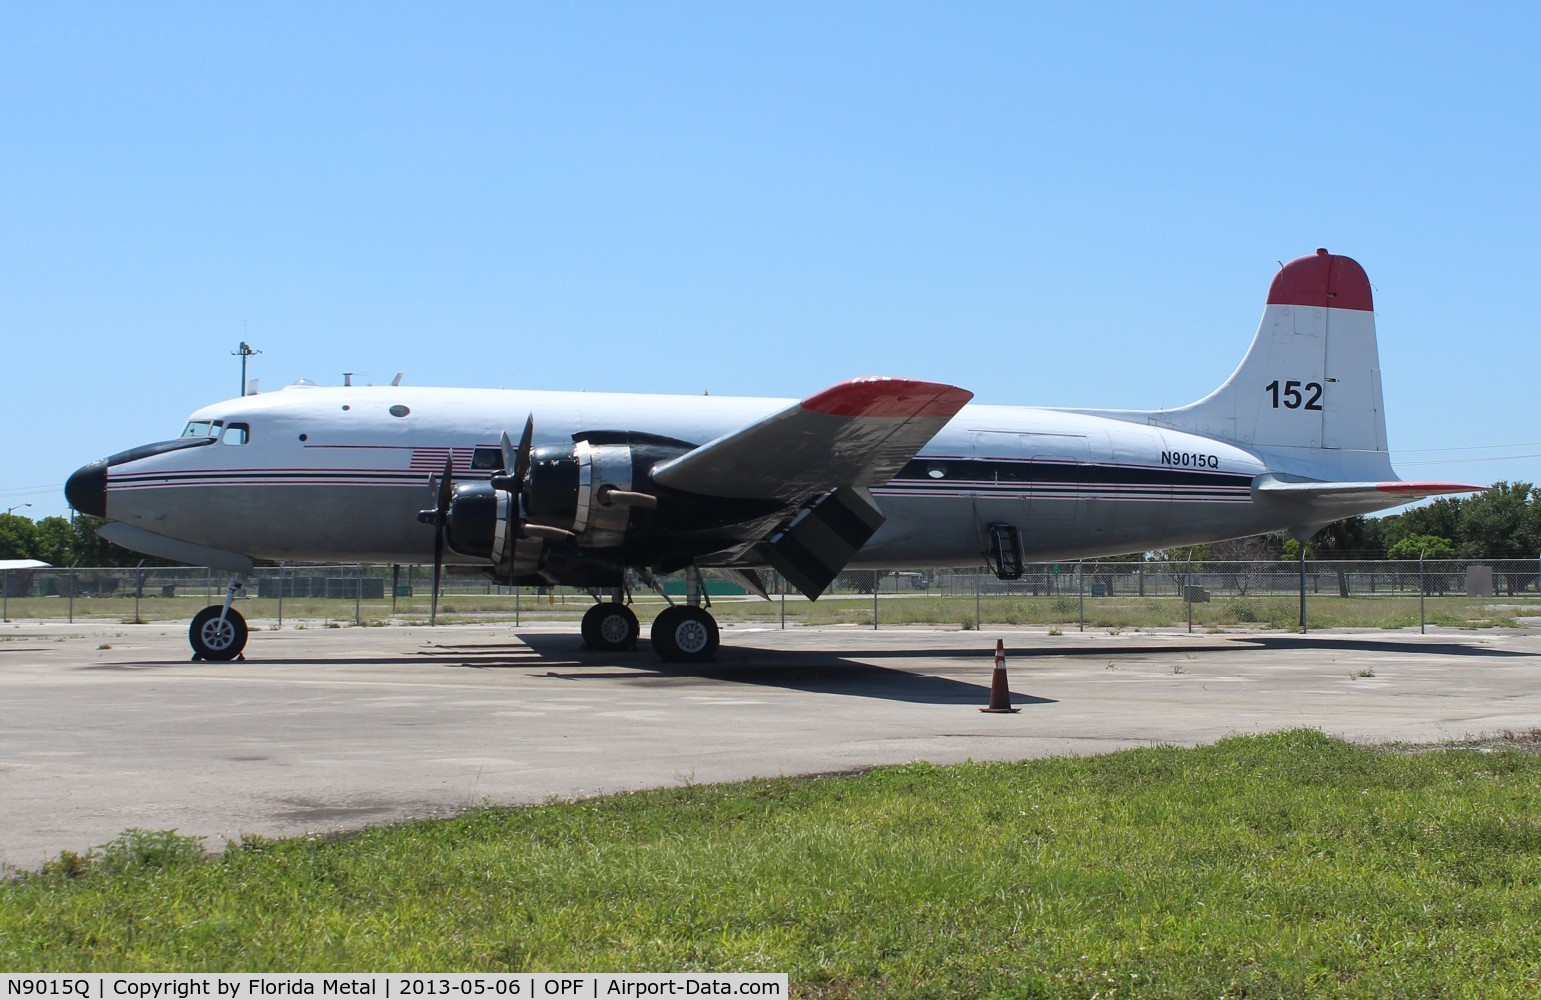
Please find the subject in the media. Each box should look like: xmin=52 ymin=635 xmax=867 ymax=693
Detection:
xmin=65 ymin=249 xmax=1481 ymax=663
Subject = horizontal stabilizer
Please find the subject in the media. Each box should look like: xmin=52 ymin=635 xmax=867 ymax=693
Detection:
xmin=1253 ymin=474 xmax=1485 ymax=521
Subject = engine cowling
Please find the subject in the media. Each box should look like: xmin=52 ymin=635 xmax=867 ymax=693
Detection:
xmin=443 ymin=437 xmax=684 ymax=571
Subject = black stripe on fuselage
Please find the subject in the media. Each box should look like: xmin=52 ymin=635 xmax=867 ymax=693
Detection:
xmin=895 ymin=457 xmax=1250 ymax=489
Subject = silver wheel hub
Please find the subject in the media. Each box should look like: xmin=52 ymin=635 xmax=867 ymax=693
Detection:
xmin=674 ymin=619 xmax=710 ymax=654
xmin=200 ymin=619 xmax=236 ymax=650
xmin=599 ymin=612 xmax=631 ymax=644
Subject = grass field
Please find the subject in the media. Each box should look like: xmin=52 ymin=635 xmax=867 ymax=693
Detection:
xmin=5 ymin=730 xmax=1541 ymax=995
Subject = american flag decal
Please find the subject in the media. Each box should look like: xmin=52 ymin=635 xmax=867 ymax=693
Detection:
xmin=409 ymin=447 xmax=477 ymax=476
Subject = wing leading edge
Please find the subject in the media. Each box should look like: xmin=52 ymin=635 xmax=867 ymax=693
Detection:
xmin=655 ymin=377 xmax=972 ymax=598
xmin=652 ymin=377 xmax=972 ymax=499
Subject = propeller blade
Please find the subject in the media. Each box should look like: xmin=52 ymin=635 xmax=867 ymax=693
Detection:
xmin=514 ymin=414 xmax=534 ymax=487
xmin=430 ymin=520 xmax=444 ymax=625
xmin=435 ymin=454 xmax=454 ymax=519
xmin=429 ymin=454 xmax=453 ymax=626
xmin=499 ymin=431 xmax=517 ymax=480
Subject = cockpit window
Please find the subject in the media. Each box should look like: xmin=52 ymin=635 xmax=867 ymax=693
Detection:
xmin=221 ymin=423 xmax=250 ymax=445
xmin=181 ymin=421 xmax=218 ymax=438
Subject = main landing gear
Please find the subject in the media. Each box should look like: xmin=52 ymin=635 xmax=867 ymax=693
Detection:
xmin=647 ymin=565 xmax=719 ymax=663
xmin=650 ymin=604 xmax=719 ymax=663
xmin=189 ymin=578 xmax=249 ymax=661
xmin=580 ymin=597 xmax=640 ymax=652
xmin=583 ymin=568 xmax=721 ymax=663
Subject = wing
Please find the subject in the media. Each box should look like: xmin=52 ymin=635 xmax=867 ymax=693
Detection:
xmin=652 ymin=377 xmax=972 ymax=499
xmin=652 ymin=377 xmax=972 ymax=599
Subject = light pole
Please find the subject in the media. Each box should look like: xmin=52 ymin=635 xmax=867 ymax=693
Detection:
xmin=5 ymin=503 xmax=31 ymax=516
xmin=234 ymin=341 xmax=261 ymax=396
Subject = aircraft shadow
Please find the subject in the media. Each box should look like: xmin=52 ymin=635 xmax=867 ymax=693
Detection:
xmin=509 ymin=633 xmax=1054 ymax=707
xmin=1234 ymin=635 xmax=1536 ymax=658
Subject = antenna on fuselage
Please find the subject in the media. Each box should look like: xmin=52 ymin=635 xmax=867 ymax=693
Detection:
xmin=234 ymin=341 xmax=261 ymax=397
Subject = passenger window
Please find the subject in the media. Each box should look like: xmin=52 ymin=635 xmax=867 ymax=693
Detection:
xmin=471 ymin=447 xmax=503 ymax=471
xmin=221 ymin=423 xmax=250 ymax=445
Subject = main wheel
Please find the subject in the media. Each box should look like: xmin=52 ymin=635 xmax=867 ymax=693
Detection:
xmin=189 ymin=605 xmax=248 ymax=662
xmin=580 ymin=602 xmax=639 ymax=651
xmin=650 ymin=605 xmax=719 ymax=663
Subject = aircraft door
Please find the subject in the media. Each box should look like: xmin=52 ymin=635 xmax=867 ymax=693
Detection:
xmin=969 ymin=431 xmax=1029 ymax=529
xmin=1023 ymin=433 xmax=1087 ymax=522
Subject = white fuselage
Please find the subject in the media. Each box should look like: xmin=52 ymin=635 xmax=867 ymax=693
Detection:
xmin=99 ymin=383 xmax=1286 ymax=569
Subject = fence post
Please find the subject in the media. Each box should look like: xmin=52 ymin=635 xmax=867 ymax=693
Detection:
xmin=1419 ymin=549 xmax=1426 ymax=635
xmin=354 ymin=565 xmax=362 ymax=625
xmin=1077 ymin=561 xmax=1085 ymax=632
xmin=134 ymin=560 xmax=144 ymax=624
xmin=277 ymin=564 xmax=284 ymax=630
xmin=872 ymin=570 xmax=878 ymax=630
xmin=1186 ymin=559 xmax=1193 ymax=634
xmin=1298 ymin=545 xmax=1308 ymax=633
xmin=2 ymin=568 xmax=8 ymax=623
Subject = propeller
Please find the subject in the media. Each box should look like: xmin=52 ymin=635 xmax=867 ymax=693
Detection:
xmin=493 ymin=415 xmax=574 ymax=543
xmin=491 ymin=415 xmax=533 ymax=494
xmin=415 ymin=454 xmax=455 ymax=625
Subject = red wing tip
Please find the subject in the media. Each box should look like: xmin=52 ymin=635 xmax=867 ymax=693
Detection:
xmin=802 ymin=377 xmax=973 ymax=419
xmin=1376 ymin=482 xmax=1487 ymax=495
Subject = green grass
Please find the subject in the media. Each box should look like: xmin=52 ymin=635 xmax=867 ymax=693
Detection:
xmin=5 ymin=731 xmax=1541 ymax=996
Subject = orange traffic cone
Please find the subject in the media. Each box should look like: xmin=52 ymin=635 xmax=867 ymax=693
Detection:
xmin=980 ymin=638 xmax=1020 ymax=714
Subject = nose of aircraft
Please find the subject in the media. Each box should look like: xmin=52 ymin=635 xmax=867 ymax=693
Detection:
xmin=65 ymin=459 xmax=108 ymax=518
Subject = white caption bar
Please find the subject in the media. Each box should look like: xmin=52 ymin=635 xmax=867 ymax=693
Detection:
xmin=0 ymin=976 xmax=787 ymax=1000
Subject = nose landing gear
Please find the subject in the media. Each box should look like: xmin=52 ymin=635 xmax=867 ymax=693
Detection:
xmin=189 ymin=578 xmax=249 ymax=661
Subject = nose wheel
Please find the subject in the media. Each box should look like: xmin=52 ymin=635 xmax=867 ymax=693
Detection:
xmin=189 ymin=605 xmax=248 ymax=661
xmin=650 ymin=605 xmax=719 ymax=663
xmin=188 ymin=576 xmax=249 ymax=661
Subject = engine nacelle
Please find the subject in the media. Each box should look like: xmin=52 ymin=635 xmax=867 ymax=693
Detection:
xmin=442 ymin=481 xmax=509 ymax=563
xmin=444 ymin=436 xmax=686 ymax=570
xmin=525 ymin=439 xmax=645 ymax=547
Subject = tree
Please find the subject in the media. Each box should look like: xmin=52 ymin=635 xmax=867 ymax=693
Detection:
xmin=0 ymin=513 xmax=38 ymax=560
xmin=1208 ymin=533 xmax=1285 ymax=561
xmin=1386 ymin=534 xmax=1457 ymax=560
xmin=1381 ymin=497 xmax=1464 ymax=552
xmin=32 ymin=517 xmax=75 ymax=566
xmin=1456 ymin=481 xmax=1538 ymax=559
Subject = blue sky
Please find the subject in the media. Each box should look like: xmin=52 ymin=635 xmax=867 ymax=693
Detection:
xmin=4 ymin=3 xmax=1538 ymax=520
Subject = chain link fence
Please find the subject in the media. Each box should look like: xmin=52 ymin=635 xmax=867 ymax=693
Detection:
xmin=3 ymin=559 xmax=1539 ymax=631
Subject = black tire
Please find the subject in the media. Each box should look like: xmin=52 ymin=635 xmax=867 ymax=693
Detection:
xmin=650 ymin=605 xmax=719 ymax=663
xmin=189 ymin=605 xmax=248 ymax=662
xmin=580 ymin=602 xmax=639 ymax=651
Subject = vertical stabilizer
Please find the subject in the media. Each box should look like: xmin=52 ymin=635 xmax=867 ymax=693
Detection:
xmin=1129 ymin=249 xmax=1393 ymax=479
